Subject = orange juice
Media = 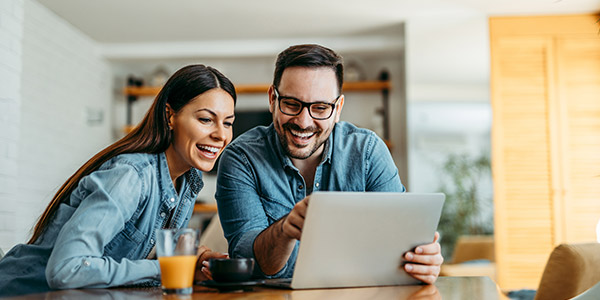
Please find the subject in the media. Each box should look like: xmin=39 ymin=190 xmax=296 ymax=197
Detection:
xmin=158 ymin=255 xmax=197 ymax=289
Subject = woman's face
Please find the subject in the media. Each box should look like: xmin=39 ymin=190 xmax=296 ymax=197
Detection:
xmin=165 ymin=88 xmax=235 ymax=176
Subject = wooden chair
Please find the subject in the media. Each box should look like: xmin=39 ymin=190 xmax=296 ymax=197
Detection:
xmin=440 ymin=235 xmax=496 ymax=280
xmin=534 ymin=243 xmax=600 ymax=300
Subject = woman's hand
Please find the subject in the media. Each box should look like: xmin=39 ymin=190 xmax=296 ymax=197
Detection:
xmin=195 ymin=246 xmax=228 ymax=281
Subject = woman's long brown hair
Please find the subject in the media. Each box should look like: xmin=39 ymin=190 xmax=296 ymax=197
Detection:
xmin=27 ymin=64 xmax=236 ymax=244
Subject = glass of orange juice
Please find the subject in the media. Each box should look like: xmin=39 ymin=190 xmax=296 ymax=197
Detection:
xmin=156 ymin=228 xmax=200 ymax=295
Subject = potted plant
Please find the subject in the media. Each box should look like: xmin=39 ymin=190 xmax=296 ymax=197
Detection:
xmin=437 ymin=153 xmax=493 ymax=259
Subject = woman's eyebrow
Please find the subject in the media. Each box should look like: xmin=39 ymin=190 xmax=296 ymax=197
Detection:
xmin=196 ymin=108 xmax=235 ymax=119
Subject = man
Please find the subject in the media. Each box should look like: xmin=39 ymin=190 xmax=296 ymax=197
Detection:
xmin=215 ymin=44 xmax=443 ymax=284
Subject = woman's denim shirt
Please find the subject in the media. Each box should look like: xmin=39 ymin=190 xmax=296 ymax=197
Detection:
xmin=215 ymin=122 xmax=405 ymax=278
xmin=0 ymin=152 xmax=202 ymax=296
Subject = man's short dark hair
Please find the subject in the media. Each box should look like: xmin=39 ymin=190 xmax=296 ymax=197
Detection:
xmin=273 ymin=44 xmax=344 ymax=95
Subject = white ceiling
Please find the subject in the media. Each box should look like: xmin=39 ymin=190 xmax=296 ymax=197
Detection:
xmin=36 ymin=0 xmax=600 ymax=44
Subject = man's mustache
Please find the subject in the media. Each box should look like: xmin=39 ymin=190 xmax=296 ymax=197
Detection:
xmin=282 ymin=123 xmax=320 ymax=134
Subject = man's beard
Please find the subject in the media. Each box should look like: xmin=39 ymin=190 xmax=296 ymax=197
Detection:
xmin=277 ymin=122 xmax=327 ymax=160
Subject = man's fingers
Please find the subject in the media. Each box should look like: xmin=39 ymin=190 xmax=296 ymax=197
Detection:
xmin=408 ymin=273 xmax=437 ymax=285
xmin=285 ymin=210 xmax=305 ymax=233
xmin=405 ymin=252 xmax=444 ymax=266
xmin=281 ymin=197 xmax=310 ymax=240
xmin=413 ymin=241 xmax=441 ymax=255
xmin=433 ymin=231 xmax=440 ymax=243
xmin=404 ymin=263 xmax=440 ymax=276
xmin=282 ymin=219 xmax=302 ymax=240
xmin=295 ymin=198 xmax=309 ymax=218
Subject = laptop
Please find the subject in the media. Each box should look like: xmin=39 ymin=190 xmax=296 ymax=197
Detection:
xmin=264 ymin=191 xmax=445 ymax=289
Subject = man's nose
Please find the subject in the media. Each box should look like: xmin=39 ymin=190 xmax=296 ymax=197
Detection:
xmin=293 ymin=107 xmax=314 ymax=128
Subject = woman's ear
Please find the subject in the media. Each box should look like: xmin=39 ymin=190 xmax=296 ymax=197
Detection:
xmin=165 ymin=104 xmax=174 ymax=130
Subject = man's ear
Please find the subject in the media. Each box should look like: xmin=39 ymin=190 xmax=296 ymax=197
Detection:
xmin=268 ymin=85 xmax=276 ymax=113
xmin=334 ymin=95 xmax=345 ymax=123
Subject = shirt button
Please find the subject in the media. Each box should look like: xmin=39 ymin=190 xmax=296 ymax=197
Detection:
xmin=83 ymin=260 xmax=90 ymax=267
xmin=160 ymin=212 xmax=166 ymax=218
xmin=150 ymin=239 xmax=155 ymax=245
xmin=170 ymin=198 xmax=175 ymax=203
xmin=298 ymin=185 xmax=304 ymax=190
xmin=315 ymin=183 xmax=320 ymax=188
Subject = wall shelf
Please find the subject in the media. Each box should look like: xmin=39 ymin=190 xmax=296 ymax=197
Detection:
xmin=123 ymin=72 xmax=392 ymax=146
xmin=123 ymin=81 xmax=391 ymax=97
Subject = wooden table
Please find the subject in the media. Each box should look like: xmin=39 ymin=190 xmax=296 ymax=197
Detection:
xmin=7 ymin=277 xmax=508 ymax=299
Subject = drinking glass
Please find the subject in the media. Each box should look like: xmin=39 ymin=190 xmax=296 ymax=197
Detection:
xmin=156 ymin=228 xmax=200 ymax=295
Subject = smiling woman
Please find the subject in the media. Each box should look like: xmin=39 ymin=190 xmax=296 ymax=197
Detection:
xmin=0 ymin=64 xmax=235 ymax=297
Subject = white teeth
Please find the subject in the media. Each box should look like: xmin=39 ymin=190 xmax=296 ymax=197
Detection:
xmin=290 ymin=130 xmax=315 ymax=138
xmin=198 ymin=145 xmax=220 ymax=153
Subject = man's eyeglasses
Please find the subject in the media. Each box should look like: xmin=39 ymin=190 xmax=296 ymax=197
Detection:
xmin=273 ymin=87 xmax=341 ymax=120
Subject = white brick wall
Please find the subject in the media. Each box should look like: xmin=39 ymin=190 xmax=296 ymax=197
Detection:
xmin=0 ymin=0 xmax=112 ymax=251
xmin=0 ymin=0 xmax=24 ymax=253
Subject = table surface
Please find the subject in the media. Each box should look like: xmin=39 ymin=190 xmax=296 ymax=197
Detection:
xmin=8 ymin=276 xmax=509 ymax=300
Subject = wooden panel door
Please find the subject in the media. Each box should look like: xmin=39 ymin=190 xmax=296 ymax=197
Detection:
xmin=556 ymin=37 xmax=600 ymax=243
xmin=490 ymin=14 xmax=600 ymax=290
xmin=491 ymin=35 xmax=556 ymax=289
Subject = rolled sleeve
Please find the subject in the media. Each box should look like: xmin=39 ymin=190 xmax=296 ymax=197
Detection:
xmin=216 ymin=146 xmax=291 ymax=277
xmin=46 ymin=164 xmax=159 ymax=289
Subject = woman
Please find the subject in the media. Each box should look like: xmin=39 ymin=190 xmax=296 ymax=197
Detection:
xmin=0 ymin=64 xmax=235 ymax=296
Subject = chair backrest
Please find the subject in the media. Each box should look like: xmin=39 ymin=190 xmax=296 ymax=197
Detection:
xmin=198 ymin=214 xmax=228 ymax=254
xmin=534 ymin=243 xmax=600 ymax=300
xmin=451 ymin=235 xmax=495 ymax=264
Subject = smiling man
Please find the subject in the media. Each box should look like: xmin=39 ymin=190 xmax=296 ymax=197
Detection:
xmin=215 ymin=44 xmax=443 ymax=284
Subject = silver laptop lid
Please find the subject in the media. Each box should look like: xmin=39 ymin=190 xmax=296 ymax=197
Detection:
xmin=291 ymin=192 xmax=445 ymax=289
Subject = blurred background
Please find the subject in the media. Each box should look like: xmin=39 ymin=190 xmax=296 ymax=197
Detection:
xmin=1 ymin=0 xmax=599 ymax=293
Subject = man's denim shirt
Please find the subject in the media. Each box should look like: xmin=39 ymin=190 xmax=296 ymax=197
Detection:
xmin=216 ymin=121 xmax=405 ymax=278
xmin=0 ymin=152 xmax=202 ymax=296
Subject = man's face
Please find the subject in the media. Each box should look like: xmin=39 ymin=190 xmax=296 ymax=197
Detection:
xmin=269 ymin=66 xmax=344 ymax=160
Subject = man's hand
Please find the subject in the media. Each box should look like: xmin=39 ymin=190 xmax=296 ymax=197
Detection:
xmin=403 ymin=232 xmax=444 ymax=284
xmin=254 ymin=196 xmax=310 ymax=275
xmin=195 ymin=246 xmax=228 ymax=281
xmin=281 ymin=197 xmax=310 ymax=240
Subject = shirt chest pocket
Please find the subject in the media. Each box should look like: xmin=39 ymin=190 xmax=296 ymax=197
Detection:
xmin=103 ymin=222 xmax=147 ymax=261
xmin=261 ymin=195 xmax=294 ymax=224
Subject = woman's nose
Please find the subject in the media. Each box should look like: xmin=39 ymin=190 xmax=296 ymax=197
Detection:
xmin=211 ymin=124 xmax=227 ymax=141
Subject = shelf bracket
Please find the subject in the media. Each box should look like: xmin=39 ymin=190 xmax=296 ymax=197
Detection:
xmin=126 ymin=76 xmax=143 ymax=126
xmin=378 ymin=70 xmax=390 ymax=142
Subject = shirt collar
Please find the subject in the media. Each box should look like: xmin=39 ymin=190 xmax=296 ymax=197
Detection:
xmin=157 ymin=152 xmax=203 ymax=205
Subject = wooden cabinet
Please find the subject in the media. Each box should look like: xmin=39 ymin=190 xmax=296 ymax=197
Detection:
xmin=490 ymin=14 xmax=600 ymax=289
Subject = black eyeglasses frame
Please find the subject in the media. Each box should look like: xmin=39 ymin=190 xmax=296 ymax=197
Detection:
xmin=273 ymin=86 xmax=341 ymax=120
